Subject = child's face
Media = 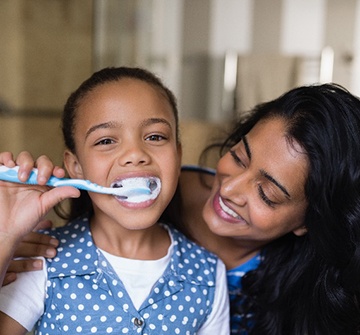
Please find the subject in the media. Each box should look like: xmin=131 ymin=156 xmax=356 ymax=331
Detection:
xmin=64 ymin=78 xmax=182 ymax=231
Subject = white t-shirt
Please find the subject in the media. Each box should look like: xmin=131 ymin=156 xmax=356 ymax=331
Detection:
xmin=0 ymin=239 xmax=229 ymax=334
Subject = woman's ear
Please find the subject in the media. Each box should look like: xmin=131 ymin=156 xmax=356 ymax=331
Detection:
xmin=63 ymin=150 xmax=83 ymax=179
xmin=292 ymin=225 xmax=308 ymax=237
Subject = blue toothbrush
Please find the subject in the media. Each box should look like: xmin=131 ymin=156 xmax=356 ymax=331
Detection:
xmin=0 ymin=166 xmax=152 ymax=198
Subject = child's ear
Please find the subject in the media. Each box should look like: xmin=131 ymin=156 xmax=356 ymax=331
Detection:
xmin=177 ymin=143 xmax=182 ymax=161
xmin=64 ymin=150 xmax=83 ymax=179
xmin=177 ymin=143 xmax=182 ymax=174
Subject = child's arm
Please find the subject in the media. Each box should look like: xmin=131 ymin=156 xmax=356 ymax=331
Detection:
xmin=0 ymin=312 xmax=28 ymax=335
xmin=197 ymin=259 xmax=230 ymax=335
xmin=0 ymin=151 xmax=79 ymax=287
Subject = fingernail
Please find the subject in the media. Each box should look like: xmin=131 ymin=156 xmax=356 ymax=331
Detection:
xmin=45 ymin=248 xmax=56 ymax=257
xmin=49 ymin=238 xmax=59 ymax=247
xmin=38 ymin=175 xmax=47 ymax=184
xmin=32 ymin=259 xmax=43 ymax=269
xmin=19 ymin=171 xmax=27 ymax=181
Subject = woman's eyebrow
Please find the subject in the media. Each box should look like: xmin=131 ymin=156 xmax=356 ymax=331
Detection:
xmin=244 ymin=134 xmax=290 ymax=199
xmin=243 ymin=136 xmax=252 ymax=159
xmin=260 ymin=169 xmax=291 ymax=199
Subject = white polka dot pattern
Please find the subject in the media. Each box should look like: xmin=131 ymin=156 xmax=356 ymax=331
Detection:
xmin=36 ymin=216 xmax=217 ymax=334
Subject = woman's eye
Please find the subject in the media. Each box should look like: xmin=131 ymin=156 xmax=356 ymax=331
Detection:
xmin=258 ymin=185 xmax=277 ymax=208
xmin=146 ymin=134 xmax=166 ymax=141
xmin=95 ymin=138 xmax=114 ymax=146
xmin=230 ymin=150 xmax=246 ymax=168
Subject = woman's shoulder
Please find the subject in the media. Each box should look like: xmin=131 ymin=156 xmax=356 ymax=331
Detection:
xmin=180 ymin=165 xmax=215 ymax=204
xmin=180 ymin=166 xmax=214 ymax=214
xmin=181 ymin=165 xmax=216 ymax=175
xmin=179 ymin=165 xmax=215 ymax=238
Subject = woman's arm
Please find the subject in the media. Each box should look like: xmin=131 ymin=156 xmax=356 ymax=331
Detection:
xmin=3 ymin=222 xmax=58 ymax=286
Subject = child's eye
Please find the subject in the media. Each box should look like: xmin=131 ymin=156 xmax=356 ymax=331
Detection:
xmin=258 ymin=185 xmax=277 ymax=208
xmin=95 ymin=138 xmax=114 ymax=146
xmin=145 ymin=134 xmax=166 ymax=141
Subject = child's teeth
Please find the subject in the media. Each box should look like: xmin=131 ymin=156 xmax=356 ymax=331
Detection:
xmin=112 ymin=177 xmax=161 ymax=203
xmin=149 ymin=179 xmax=157 ymax=191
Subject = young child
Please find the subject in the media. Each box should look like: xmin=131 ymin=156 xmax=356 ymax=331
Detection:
xmin=0 ymin=67 xmax=229 ymax=334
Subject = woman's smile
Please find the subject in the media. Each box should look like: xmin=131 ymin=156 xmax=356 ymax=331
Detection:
xmin=213 ymin=192 xmax=247 ymax=225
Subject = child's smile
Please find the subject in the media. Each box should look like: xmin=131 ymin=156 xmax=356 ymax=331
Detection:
xmin=111 ymin=176 xmax=161 ymax=203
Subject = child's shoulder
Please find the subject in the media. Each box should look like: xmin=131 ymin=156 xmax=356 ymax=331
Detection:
xmin=42 ymin=215 xmax=96 ymax=276
xmin=40 ymin=214 xmax=92 ymax=255
xmin=165 ymin=225 xmax=219 ymax=279
xmin=167 ymin=224 xmax=214 ymax=253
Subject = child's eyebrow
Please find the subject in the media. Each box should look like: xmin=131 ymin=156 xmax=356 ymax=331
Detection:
xmin=85 ymin=121 xmax=118 ymax=139
xmin=85 ymin=118 xmax=172 ymax=139
xmin=140 ymin=118 xmax=172 ymax=129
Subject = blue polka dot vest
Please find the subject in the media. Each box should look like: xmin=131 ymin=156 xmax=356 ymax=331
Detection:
xmin=36 ymin=215 xmax=217 ymax=334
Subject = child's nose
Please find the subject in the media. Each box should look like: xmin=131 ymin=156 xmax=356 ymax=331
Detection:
xmin=118 ymin=143 xmax=151 ymax=166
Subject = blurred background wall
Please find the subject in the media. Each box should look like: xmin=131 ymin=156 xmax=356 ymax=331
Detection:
xmin=0 ymin=0 xmax=92 ymax=165
xmin=0 ymin=0 xmax=359 ymax=195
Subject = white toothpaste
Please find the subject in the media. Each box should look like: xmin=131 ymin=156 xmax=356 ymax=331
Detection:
xmin=113 ymin=177 xmax=161 ymax=203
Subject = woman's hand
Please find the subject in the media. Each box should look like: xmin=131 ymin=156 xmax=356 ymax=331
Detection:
xmin=3 ymin=220 xmax=59 ymax=286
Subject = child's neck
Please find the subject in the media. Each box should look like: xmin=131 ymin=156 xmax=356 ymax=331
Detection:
xmin=90 ymin=218 xmax=170 ymax=260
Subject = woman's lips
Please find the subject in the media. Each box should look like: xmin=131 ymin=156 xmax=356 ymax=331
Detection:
xmin=212 ymin=192 xmax=247 ymax=224
xmin=219 ymin=196 xmax=239 ymax=218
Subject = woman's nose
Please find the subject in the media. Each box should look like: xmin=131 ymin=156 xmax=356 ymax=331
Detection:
xmin=220 ymin=173 xmax=248 ymax=206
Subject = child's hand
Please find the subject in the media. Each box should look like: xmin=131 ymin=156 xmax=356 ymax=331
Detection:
xmin=0 ymin=151 xmax=66 ymax=184
xmin=0 ymin=151 xmax=79 ymax=246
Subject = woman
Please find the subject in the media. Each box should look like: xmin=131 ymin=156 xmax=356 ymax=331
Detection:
xmin=3 ymin=83 xmax=360 ymax=334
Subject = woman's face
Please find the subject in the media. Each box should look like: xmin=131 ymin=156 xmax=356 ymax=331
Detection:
xmin=203 ymin=117 xmax=309 ymax=246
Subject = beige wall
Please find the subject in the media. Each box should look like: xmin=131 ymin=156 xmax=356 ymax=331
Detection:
xmin=0 ymin=116 xmax=64 ymax=165
xmin=0 ymin=0 xmax=93 ymax=229
xmin=0 ymin=0 xmax=93 ymax=112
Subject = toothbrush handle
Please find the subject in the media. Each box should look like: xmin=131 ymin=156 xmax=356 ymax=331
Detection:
xmin=0 ymin=166 xmax=39 ymax=185
xmin=48 ymin=177 xmax=114 ymax=194
xmin=0 ymin=166 xmax=82 ymax=190
xmin=0 ymin=166 xmax=136 ymax=197
xmin=0 ymin=166 xmax=119 ymax=195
